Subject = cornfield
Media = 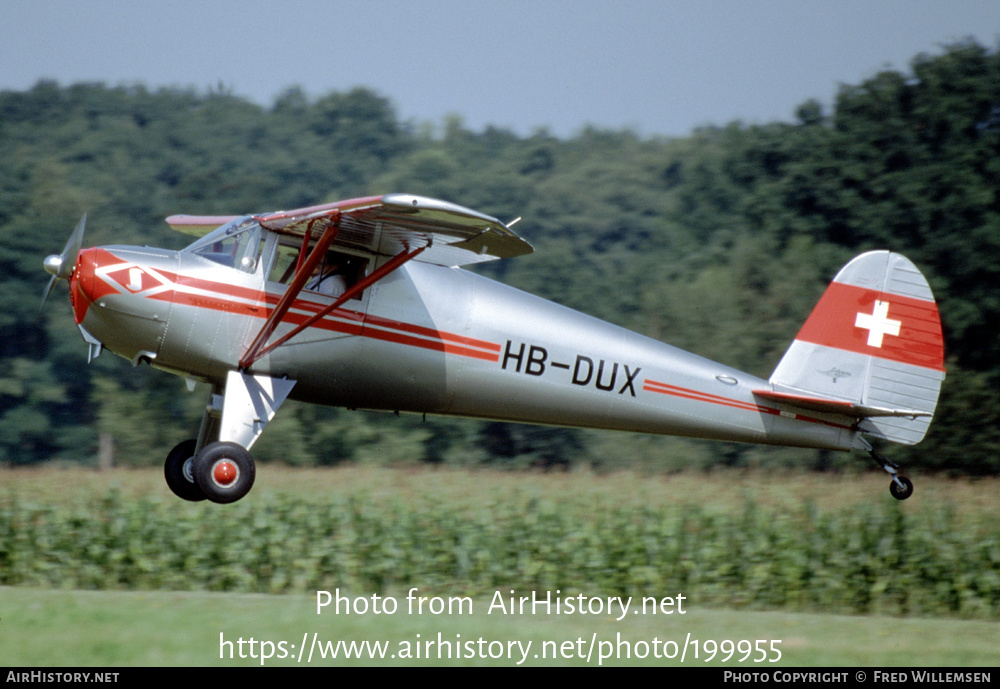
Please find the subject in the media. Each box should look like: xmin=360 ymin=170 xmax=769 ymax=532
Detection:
xmin=1 ymin=485 xmax=997 ymax=619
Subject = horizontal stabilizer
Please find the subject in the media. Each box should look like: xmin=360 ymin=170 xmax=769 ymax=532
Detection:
xmin=752 ymin=389 xmax=933 ymax=419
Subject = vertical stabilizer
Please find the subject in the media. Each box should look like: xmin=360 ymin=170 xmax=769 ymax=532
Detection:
xmin=768 ymin=251 xmax=945 ymax=445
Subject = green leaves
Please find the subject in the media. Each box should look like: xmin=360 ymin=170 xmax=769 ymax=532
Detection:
xmin=1 ymin=487 xmax=996 ymax=618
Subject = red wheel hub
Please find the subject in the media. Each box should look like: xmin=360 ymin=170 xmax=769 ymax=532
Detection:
xmin=213 ymin=460 xmax=238 ymax=486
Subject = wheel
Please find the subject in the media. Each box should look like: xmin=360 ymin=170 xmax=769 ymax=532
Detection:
xmin=164 ymin=439 xmax=206 ymax=501
xmin=889 ymin=476 xmax=914 ymax=500
xmin=192 ymin=441 xmax=255 ymax=504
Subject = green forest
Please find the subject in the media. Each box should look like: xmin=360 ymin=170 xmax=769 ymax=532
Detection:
xmin=1 ymin=40 xmax=998 ymax=475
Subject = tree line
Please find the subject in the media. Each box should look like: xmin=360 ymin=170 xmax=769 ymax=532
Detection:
xmin=1 ymin=40 xmax=997 ymax=474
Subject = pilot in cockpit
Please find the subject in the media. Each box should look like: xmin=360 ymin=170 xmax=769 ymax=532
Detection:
xmin=307 ymin=253 xmax=348 ymax=297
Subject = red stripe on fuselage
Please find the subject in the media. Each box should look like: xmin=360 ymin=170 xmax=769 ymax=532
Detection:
xmin=360 ymin=323 xmax=501 ymax=361
xmin=363 ymin=312 xmax=502 ymax=354
xmin=642 ymin=379 xmax=852 ymax=430
xmin=145 ymin=266 xmax=500 ymax=361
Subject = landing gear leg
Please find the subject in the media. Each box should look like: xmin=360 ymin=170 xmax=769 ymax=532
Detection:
xmin=860 ymin=438 xmax=914 ymax=500
xmin=175 ymin=384 xmax=257 ymax=504
xmin=162 ymin=371 xmax=295 ymax=504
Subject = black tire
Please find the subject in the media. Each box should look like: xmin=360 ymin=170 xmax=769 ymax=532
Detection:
xmin=164 ymin=439 xmax=206 ymax=502
xmin=192 ymin=441 xmax=255 ymax=504
xmin=889 ymin=476 xmax=914 ymax=500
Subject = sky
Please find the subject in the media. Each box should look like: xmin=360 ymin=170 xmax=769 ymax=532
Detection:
xmin=2 ymin=0 xmax=998 ymax=138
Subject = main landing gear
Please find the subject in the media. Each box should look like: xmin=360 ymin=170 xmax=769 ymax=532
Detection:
xmin=164 ymin=439 xmax=256 ymax=504
xmin=861 ymin=439 xmax=914 ymax=501
xmin=163 ymin=370 xmax=295 ymax=504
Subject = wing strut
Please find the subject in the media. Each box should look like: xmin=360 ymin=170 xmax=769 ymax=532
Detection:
xmin=239 ymin=228 xmax=429 ymax=370
xmin=239 ymin=211 xmax=342 ymax=370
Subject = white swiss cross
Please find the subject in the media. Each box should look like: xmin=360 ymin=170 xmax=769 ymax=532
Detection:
xmin=855 ymin=300 xmax=901 ymax=348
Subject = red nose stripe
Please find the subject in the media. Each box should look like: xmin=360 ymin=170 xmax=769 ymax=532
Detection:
xmin=69 ymin=248 xmax=121 ymax=324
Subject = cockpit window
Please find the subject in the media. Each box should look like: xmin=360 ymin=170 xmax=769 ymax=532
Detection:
xmin=184 ymin=217 xmax=262 ymax=274
xmin=268 ymin=241 xmax=368 ymax=301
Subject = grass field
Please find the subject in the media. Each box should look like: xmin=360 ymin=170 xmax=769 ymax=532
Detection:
xmin=1 ymin=465 xmax=998 ymax=666
xmin=2 ymin=587 xmax=997 ymax=666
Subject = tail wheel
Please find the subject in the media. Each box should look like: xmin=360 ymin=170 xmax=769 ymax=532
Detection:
xmin=164 ymin=439 xmax=206 ymax=502
xmin=192 ymin=441 xmax=256 ymax=504
xmin=889 ymin=476 xmax=914 ymax=501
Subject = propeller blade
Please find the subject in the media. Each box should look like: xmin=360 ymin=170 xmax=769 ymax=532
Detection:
xmin=41 ymin=275 xmax=58 ymax=305
xmin=41 ymin=212 xmax=87 ymax=305
xmin=58 ymin=212 xmax=87 ymax=279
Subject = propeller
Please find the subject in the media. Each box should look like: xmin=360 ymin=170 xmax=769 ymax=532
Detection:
xmin=42 ymin=212 xmax=87 ymax=304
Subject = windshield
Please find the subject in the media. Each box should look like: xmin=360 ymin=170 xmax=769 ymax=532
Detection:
xmin=183 ymin=216 xmax=262 ymax=273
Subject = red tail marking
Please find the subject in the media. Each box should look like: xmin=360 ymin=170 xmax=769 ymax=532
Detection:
xmin=794 ymin=282 xmax=944 ymax=371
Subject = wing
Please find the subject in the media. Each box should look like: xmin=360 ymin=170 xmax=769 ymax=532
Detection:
xmin=166 ymin=194 xmax=532 ymax=266
xmin=256 ymin=193 xmax=533 ymax=266
xmin=165 ymin=215 xmax=242 ymax=236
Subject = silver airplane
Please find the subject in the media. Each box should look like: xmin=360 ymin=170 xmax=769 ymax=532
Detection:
xmin=42 ymin=194 xmax=945 ymax=503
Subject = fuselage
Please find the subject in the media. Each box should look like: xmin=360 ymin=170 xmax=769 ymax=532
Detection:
xmin=69 ymin=239 xmax=859 ymax=453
